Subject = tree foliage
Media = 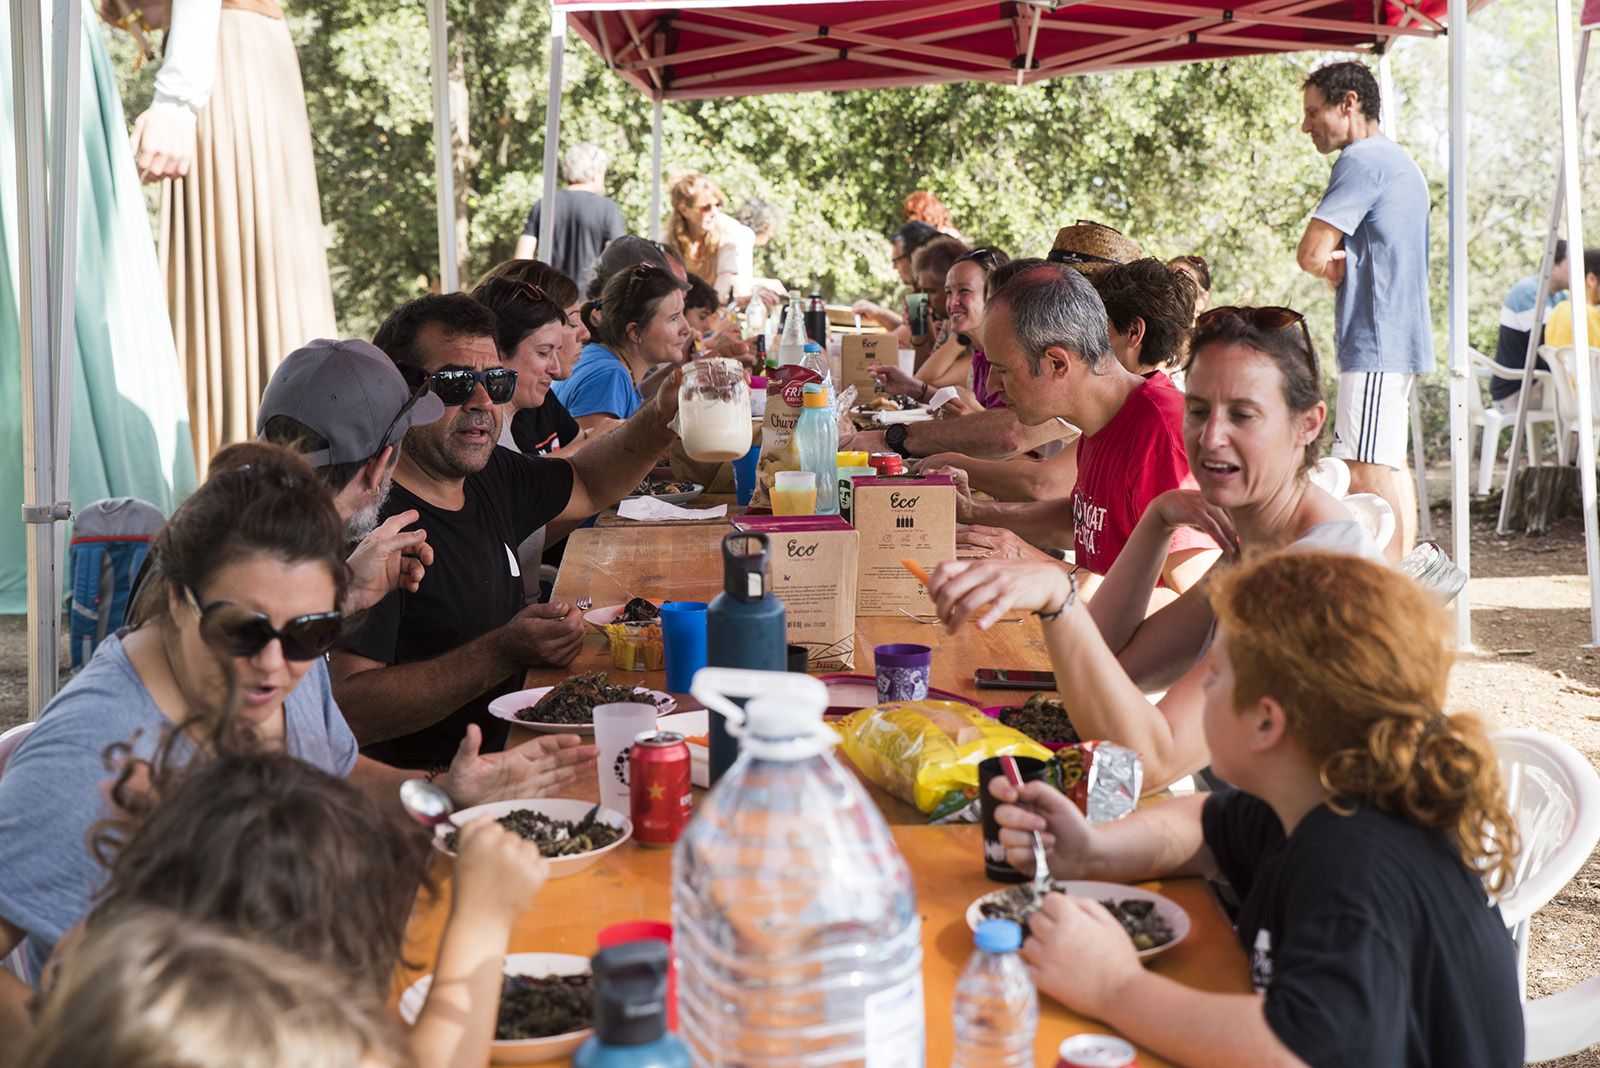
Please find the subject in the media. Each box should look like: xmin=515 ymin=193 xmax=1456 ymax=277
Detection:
xmin=105 ymin=0 xmax=1600 ymax=453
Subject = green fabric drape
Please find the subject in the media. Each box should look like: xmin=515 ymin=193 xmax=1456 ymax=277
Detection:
xmin=1 ymin=2 xmax=197 ymax=613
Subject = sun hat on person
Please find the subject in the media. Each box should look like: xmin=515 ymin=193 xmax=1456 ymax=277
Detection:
xmin=255 ymin=338 xmax=444 ymax=466
xmin=1048 ymin=221 xmax=1142 ymax=278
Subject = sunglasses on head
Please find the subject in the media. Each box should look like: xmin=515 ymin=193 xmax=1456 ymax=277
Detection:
xmin=960 ymin=247 xmax=1004 ymax=272
xmin=429 ymin=367 xmax=518 ymax=406
xmin=1194 ymin=305 xmax=1318 ymax=374
xmin=185 ymin=588 xmax=342 ymax=661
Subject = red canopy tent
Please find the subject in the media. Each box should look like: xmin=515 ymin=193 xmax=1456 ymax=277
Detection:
xmin=554 ymin=0 xmax=1459 ymax=100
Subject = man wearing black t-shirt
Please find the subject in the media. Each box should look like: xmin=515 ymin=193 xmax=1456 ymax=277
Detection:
xmin=332 ymin=294 xmax=682 ymax=769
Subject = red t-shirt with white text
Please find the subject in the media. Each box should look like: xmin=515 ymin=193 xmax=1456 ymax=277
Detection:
xmin=1071 ymin=371 xmax=1214 ymax=575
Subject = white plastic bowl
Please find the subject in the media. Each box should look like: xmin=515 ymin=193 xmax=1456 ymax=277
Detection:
xmin=432 ymin=798 xmax=632 ymax=878
xmin=397 ymin=951 xmax=592 ymax=1064
xmin=966 ymin=879 xmax=1190 ymax=960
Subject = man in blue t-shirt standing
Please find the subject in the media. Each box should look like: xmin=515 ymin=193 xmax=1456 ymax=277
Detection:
xmin=1296 ymin=61 xmax=1432 ymax=562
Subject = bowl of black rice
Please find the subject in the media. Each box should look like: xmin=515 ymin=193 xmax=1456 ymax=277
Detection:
xmin=397 ymin=951 xmax=594 ymax=1062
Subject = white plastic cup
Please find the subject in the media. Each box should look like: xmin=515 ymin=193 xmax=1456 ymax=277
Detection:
xmin=896 ymin=349 xmax=916 ymax=376
xmin=593 ymin=702 xmax=659 ymax=814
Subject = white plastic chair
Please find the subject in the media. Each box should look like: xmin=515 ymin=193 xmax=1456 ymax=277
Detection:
xmin=1490 ymin=732 xmax=1600 ymax=1031
xmin=1308 ymin=456 xmax=1351 ymax=497
xmin=1469 ymin=349 xmax=1562 ymax=496
xmin=0 ymin=721 xmax=33 ymax=985
xmin=1540 ymin=344 xmax=1600 ymax=467
xmin=1340 ymin=492 xmax=1395 ymax=556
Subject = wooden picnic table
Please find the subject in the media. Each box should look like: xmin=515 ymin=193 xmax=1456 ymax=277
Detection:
xmin=398 ymin=524 xmax=1251 ymax=1066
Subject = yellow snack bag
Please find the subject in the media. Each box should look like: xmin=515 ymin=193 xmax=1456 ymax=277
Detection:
xmin=835 ymin=701 xmax=1052 ymax=818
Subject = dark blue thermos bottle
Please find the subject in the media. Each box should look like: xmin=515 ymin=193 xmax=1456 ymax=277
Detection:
xmin=704 ymin=531 xmax=786 ymax=784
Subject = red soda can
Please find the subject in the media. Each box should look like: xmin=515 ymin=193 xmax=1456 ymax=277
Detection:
xmin=868 ymin=452 xmax=905 ymax=476
xmin=629 ymin=731 xmax=692 ymax=847
xmin=1057 ymin=1034 xmax=1137 ymax=1068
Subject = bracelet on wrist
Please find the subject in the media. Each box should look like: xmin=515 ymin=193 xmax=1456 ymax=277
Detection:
xmin=1034 ymin=569 xmax=1080 ymax=622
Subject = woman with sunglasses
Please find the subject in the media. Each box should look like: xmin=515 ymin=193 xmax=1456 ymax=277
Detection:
xmin=0 ymin=444 xmax=593 ymax=995
xmin=470 ymin=275 xmax=588 ymax=458
xmin=665 ymin=173 xmax=757 ymax=304
xmin=560 ymin=264 xmax=692 ymax=435
xmin=926 ymin=306 xmax=1383 ymax=792
xmin=477 ymin=259 xmax=592 ymax=385
xmin=870 ymin=247 xmax=1009 ymax=407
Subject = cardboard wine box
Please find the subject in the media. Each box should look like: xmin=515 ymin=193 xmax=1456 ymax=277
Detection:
xmin=850 ymin=475 xmax=956 ymax=616
xmin=839 ymin=333 xmax=902 ymax=398
xmin=730 ymin=515 xmax=859 ymax=669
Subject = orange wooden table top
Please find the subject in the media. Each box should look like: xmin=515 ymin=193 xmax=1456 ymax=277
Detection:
xmin=396 ymin=524 xmax=1251 ymax=1065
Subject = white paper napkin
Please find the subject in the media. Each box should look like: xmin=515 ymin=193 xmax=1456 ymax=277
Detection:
xmin=616 ymin=497 xmax=729 ymax=522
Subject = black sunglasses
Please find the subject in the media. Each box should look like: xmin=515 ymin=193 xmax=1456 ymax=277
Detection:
xmin=960 ymin=247 xmax=1005 ymax=272
xmin=185 ymin=588 xmax=343 ymax=661
xmin=429 ymin=367 xmax=518 ymax=406
xmin=377 ymin=363 xmax=433 ymax=450
xmin=1194 ymin=305 xmax=1318 ymax=375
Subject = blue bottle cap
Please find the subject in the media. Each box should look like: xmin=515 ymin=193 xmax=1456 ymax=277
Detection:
xmin=803 ymin=341 xmax=823 ymax=353
xmin=974 ymin=918 xmax=1022 ymax=953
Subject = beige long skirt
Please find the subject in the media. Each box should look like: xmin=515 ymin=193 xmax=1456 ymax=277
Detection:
xmin=160 ymin=4 xmax=336 ymax=474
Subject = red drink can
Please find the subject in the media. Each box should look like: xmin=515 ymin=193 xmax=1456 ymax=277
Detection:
xmin=1057 ymin=1034 xmax=1137 ymax=1068
xmin=629 ymin=731 xmax=692 ymax=847
xmin=868 ymin=452 xmax=904 ymax=476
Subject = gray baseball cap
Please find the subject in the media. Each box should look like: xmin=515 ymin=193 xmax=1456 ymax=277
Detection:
xmin=256 ymin=338 xmax=445 ymax=466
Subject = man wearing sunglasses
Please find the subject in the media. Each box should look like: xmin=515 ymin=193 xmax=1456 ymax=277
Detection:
xmin=331 ymin=294 xmax=684 ymax=770
xmin=1297 ymin=61 xmax=1431 ymax=561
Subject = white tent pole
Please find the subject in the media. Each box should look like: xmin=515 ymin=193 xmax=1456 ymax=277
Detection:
xmin=539 ymin=9 xmax=566 ymax=260
xmin=1498 ymin=30 xmax=1589 ymax=534
xmin=1553 ymin=0 xmax=1600 ymax=646
xmin=49 ymin=0 xmax=80 ymax=516
xmin=428 ymin=0 xmax=458 ymax=292
xmin=649 ymin=95 xmax=664 ymax=241
xmin=1446 ymin=0 xmax=1472 ymax=648
xmin=11 ymin=0 xmax=65 ymax=714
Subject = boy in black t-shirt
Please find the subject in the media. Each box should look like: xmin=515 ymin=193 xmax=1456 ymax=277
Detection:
xmin=332 ymin=294 xmax=684 ymax=769
xmin=984 ymin=552 xmax=1523 ymax=1068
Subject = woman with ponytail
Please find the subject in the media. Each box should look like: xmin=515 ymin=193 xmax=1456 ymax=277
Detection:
xmin=987 ymin=551 xmax=1523 ymax=1068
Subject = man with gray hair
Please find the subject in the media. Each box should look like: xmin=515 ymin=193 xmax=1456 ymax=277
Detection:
xmin=953 ymin=261 xmax=1214 ymax=595
xmin=515 ymin=141 xmax=626 ymax=288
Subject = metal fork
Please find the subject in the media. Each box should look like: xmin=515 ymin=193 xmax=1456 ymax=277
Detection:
xmin=999 ymin=755 xmax=1054 ymax=901
xmin=895 ymin=607 xmax=1021 ymax=625
xmin=575 ymin=596 xmax=592 ymax=611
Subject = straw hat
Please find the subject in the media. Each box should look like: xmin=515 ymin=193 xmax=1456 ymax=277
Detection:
xmin=1048 ymin=221 xmax=1142 ymax=275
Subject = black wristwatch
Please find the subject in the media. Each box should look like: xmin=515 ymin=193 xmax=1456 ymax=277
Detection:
xmin=884 ymin=423 xmax=913 ymax=459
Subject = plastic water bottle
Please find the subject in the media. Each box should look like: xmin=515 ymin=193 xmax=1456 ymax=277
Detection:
xmin=776 ymin=292 xmax=810 ymax=366
xmin=951 ymin=919 xmax=1038 ymax=1068
xmin=677 ymin=669 xmax=925 ymax=1067
xmin=795 ymin=383 xmax=839 ymax=514
xmin=800 ymin=340 xmax=834 ymax=401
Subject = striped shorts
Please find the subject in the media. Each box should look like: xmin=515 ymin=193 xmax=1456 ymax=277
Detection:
xmin=1331 ymin=371 xmax=1414 ymax=469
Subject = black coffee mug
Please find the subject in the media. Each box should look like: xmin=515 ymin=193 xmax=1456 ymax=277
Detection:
xmin=977 ymin=754 xmax=1060 ymax=883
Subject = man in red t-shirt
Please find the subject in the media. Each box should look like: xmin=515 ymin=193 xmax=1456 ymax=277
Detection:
xmin=951 ymin=261 xmax=1218 ymax=598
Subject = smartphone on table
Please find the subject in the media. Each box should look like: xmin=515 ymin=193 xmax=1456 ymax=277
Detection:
xmin=974 ymin=668 xmax=1057 ymax=691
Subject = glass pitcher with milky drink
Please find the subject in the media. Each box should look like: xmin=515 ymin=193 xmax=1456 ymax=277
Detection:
xmin=676 ymin=357 xmax=753 ymax=462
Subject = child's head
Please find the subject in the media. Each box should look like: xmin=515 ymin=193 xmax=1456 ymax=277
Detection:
xmin=1208 ymin=551 xmax=1518 ymax=891
xmin=20 ymin=908 xmax=413 ymax=1068
xmin=92 ymin=750 xmax=428 ymax=996
xmin=683 ymin=273 xmax=721 ymax=335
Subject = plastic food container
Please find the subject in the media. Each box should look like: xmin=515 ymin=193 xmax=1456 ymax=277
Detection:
xmin=603 ymin=621 xmax=665 ymax=671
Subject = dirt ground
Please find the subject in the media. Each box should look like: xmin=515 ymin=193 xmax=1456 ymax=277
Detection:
xmin=2 ymin=478 xmax=1598 ymax=1062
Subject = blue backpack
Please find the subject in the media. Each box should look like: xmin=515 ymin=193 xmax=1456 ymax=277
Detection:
xmin=68 ymin=498 xmax=165 ymax=671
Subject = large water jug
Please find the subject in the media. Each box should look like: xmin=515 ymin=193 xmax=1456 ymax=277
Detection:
xmin=676 ymin=669 xmax=925 ymax=1067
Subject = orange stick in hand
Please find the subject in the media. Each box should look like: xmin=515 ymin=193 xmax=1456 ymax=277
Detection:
xmin=901 ymin=559 xmax=932 ymax=587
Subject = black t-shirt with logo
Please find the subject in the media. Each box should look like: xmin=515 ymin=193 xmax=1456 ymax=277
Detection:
xmin=511 ymin=396 xmax=581 ymax=457
xmin=340 ymin=447 xmax=575 ymax=769
xmin=1201 ymin=789 xmax=1523 ymax=1068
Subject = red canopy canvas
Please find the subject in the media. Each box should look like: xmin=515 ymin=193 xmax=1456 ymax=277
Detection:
xmin=553 ymin=0 xmax=1467 ymax=101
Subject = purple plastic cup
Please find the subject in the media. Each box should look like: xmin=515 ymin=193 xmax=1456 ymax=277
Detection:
xmin=875 ymin=643 xmax=932 ymax=702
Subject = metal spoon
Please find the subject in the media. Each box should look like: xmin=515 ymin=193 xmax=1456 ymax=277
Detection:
xmin=399 ymin=778 xmax=459 ymax=830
